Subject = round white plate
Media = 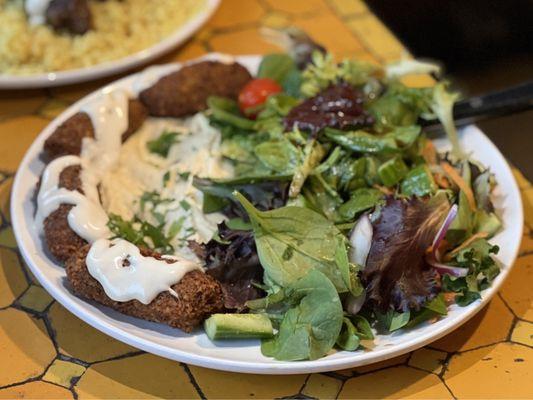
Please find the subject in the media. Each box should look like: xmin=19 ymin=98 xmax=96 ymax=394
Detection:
xmin=11 ymin=54 xmax=523 ymax=374
xmin=0 ymin=0 xmax=220 ymax=89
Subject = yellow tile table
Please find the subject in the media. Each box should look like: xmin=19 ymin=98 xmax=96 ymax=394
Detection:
xmin=0 ymin=0 xmax=532 ymax=398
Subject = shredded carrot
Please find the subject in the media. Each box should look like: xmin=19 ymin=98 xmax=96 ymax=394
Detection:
xmin=443 ymin=292 xmax=457 ymax=305
xmin=446 ymin=232 xmax=489 ymax=260
xmin=422 ymin=140 xmax=438 ymax=165
xmin=373 ymin=184 xmax=393 ymax=195
xmin=434 ymin=173 xmax=450 ymax=189
xmin=440 ymin=162 xmax=477 ymax=210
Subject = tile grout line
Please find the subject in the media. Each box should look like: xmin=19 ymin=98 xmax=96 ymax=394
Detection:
xmin=180 ymin=363 xmax=207 ymax=400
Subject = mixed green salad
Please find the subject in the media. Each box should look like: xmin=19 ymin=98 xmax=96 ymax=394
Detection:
xmin=113 ymin=47 xmax=503 ymax=361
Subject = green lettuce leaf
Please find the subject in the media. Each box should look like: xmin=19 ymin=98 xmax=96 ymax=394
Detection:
xmin=234 ymin=192 xmax=362 ymax=296
xmin=258 ymin=269 xmax=344 ymax=361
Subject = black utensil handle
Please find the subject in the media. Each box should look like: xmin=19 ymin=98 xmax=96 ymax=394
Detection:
xmin=453 ymin=81 xmax=533 ymax=123
xmin=423 ymin=81 xmax=533 ymax=130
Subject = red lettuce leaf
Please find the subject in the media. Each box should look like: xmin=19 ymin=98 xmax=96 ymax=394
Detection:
xmin=189 ymin=222 xmax=264 ymax=311
xmin=363 ymin=196 xmax=449 ymax=312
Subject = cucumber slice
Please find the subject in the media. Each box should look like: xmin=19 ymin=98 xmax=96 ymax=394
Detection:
xmin=204 ymin=313 xmax=274 ymax=340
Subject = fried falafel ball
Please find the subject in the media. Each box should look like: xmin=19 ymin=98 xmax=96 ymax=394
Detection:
xmin=43 ymin=99 xmax=147 ymax=160
xmin=139 ymin=61 xmax=252 ymax=117
xmin=66 ymin=245 xmax=225 ymax=332
xmin=122 ymin=98 xmax=149 ymax=142
xmin=42 ymin=164 xmax=87 ymax=263
xmin=45 ymin=0 xmax=92 ymax=35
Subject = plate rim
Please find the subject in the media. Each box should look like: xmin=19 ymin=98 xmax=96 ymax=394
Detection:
xmin=10 ymin=55 xmax=524 ymax=374
xmin=0 ymin=0 xmax=220 ymax=89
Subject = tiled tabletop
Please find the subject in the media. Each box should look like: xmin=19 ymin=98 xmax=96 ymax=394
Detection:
xmin=0 ymin=0 xmax=532 ymax=398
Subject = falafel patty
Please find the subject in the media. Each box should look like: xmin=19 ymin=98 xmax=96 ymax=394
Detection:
xmin=42 ymin=164 xmax=87 ymax=263
xmin=139 ymin=61 xmax=252 ymax=117
xmin=44 ymin=99 xmax=147 ymax=160
xmin=66 ymin=245 xmax=225 ymax=332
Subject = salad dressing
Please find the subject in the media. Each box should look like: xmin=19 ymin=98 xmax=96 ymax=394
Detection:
xmin=86 ymin=239 xmax=199 ymax=304
xmin=24 ymin=0 xmax=53 ymax=25
xmin=36 ymin=88 xmax=205 ymax=304
xmin=36 ymin=155 xmax=110 ymax=243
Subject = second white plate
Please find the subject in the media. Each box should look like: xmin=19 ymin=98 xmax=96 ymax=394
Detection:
xmin=0 ymin=0 xmax=220 ymax=89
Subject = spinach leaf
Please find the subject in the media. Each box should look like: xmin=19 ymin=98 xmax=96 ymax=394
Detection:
xmin=254 ymin=139 xmax=301 ymax=174
xmin=235 ymin=192 xmax=361 ymax=295
xmin=193 ymin=176 xmax=290 ymax=217
xmin=336 ymin=317 xmax=361 ymax=351
xmin=375 ymin=310 xmax=411 ymax=332
xmin=258 ymin=54 xmax=298 ymax=85
xmin=146 ymin=131 xmax=179 ymax=157
xmin=324 ymin=128 xmax=398 ymax=154
xmin=368 ymin=83 xmax=433 ymax=131
xmin=350 ymin=315 xmax=374 ymax=340
xmin=207 ymin=96 xmax=256 ymax=130
xmin=259 ymin=269 xmax=344 ymax=360
xmin=401 ymin=164 xmax=437 ymax=197
xmin=302 ymin=174 xmax=343 ymax=221
xmin=282 ymin=68 xmax=302 ymax=97
xmin=339 ymin=188 xmax=383 ymax=221
xmin=377 ymin=157 xmax=409 ymax=186
xmin=405 ymin=294 xmax=448 ymax=328
xmin=384 ymin=125 xmax=422 ymax=148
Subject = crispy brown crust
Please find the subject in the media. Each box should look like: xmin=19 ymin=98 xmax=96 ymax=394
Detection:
xmin=139 ymin=61 xmax=252 ymax=117
xmin=44 ymin=112 xmax=94 ymax=160
xmin=66 ymin=245 xmax=224 ymax=332
xmin=58 ymin=164 xmax=84 ymax=193
xmin=123 ymin=99 xmax=148 ymax=142
xmin=44 ymin=204 xmax=87 ymax=263
xmin=46 ymin=0 xmax=92 ymax=35
xmin=39 ymin=68 xmax=243 ymax=331
xmin=42 ymin=164 xmax=86 ymax=263
xmin=44 ymin=99 xmax=147 ymax=160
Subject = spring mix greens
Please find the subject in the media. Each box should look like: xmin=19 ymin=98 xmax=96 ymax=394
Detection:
xmin=114 ymin=48 xmax=503 ymax=361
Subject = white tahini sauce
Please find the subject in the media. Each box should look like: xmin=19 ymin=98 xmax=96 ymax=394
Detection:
xmin=36 ymin=155 xmax=110 ymax=242
xmin=87 ymin=239 xmax=199 ymax=304
xmin=25 ymin=0 xmax=53 ymax=26
xmin=99 ymin=113 xmax=232 ymax=256
xmin=35 ymin=84 xmax=218 ymax=304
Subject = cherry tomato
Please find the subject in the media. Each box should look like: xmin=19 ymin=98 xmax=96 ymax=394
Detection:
xmin=238 ymin=78 xmax=282 ymax=116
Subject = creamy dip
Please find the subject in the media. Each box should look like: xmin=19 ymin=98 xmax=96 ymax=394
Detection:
xmin=99 ymin=113 xmax=233 ymax=258
xmin=36 ymin=85 xmax=231 ymax=304
xmin=24 ymin=0 xmax=52 ymax=25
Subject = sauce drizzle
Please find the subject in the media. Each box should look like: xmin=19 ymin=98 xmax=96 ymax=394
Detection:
xmin=36 ymin=88 xmax=203 ymax=304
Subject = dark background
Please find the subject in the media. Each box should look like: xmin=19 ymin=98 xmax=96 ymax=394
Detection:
xmin=367 ymin=0 xmax=533 ymax=179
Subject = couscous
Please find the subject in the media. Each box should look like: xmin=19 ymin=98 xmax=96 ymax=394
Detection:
xmin=0 ymin=0 xmax=206 ymax=75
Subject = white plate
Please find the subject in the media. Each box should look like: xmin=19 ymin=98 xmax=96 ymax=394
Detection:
xmin=0 ymin=0 xmax=220 ymax=89
xmin=11 ymin=54 xmax=523 ymax=374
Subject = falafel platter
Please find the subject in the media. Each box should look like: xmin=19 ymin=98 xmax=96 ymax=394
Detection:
xmin=12 ymin=41 xmax=523 ymax=372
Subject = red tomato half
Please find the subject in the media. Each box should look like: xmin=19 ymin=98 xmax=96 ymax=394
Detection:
xmin=238 ymin=78 xmax=282 ymax=115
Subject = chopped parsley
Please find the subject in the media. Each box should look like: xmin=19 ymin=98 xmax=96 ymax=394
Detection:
xmin=162 ymin=171 xmax=171 ymax=186
xmin=108 ymin=214 xmax=175 ymax=254
xmin=139 ymin=191 xmax=172 ymax=212
xmin=179 ymin=199 xmax=191 ymax=211
xmin=147 ymin=131 xmax=180 ymax=157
